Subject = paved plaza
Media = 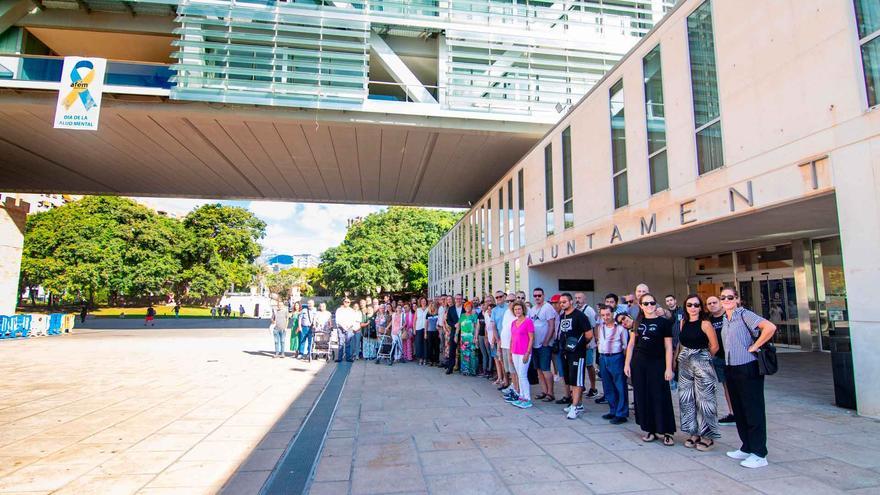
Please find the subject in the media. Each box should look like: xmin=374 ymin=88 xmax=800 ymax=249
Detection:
xmin=312 ymin=353 xmax=880 ymax=495
xmin=0 ymin=326 xmax=332 ymax=494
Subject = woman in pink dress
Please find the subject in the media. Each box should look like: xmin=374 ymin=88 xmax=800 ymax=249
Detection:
xmin=390 ymin=306 xmax=404 ymax=362
xmin=402 ymin=303 xmax=415 ymax=361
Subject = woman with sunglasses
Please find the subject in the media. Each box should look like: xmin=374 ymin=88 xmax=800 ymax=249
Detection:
xmin=719 ymin=287 xmax=777 ymax=469
xmin=676 ymin=294 xmax=720 ymax=451
xmin=624 ymin=293 xmax=676 ymax=446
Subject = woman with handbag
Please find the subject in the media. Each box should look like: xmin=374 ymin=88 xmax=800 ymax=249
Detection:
xmin=401 ymin=303 xmax=414 ymax=362
xmin=624 ymin=293 xmax=676 ymax=446
xmin=719 ymin=287 xmax=777 ymax=469
xmin=676 ymin=294 xmax=720 ymax=452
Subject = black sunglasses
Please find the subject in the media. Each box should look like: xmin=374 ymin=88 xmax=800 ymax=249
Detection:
xmin=625 ymin=299 xmax=634 ymax=304
xmin=686 ymin=302 xmax=701 ymax=308
xmin=641 ymin=301 xmax=657 ymax=306
xmin=495 ymin=295 xmax=504 ymax=299
xmin=720 ymin=295 xmax=737 ymax=301
xmin=533 ymin=294 xmax=543 ymax=298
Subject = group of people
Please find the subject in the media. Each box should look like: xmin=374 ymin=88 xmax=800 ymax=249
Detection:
xmin=267 ymin=282 xmax=777 ymax=470
xmin=269 ymin=300 xmax=334 ymax=360
xmin=211 ymin=303 xmax=244 ymax=319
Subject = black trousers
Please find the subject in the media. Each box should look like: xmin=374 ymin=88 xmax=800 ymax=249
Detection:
xmin=726 ymin=361 xmax=767 ymax=457
xmin=446 ymin=338 xmax=459 ymax=373
xmin=414 ymin=330 xmax=426 ymax=359
xmin=631 ymin=352 xmax=676 ymax=435
xmin=426 ymin=332 xmax=440 ymax=364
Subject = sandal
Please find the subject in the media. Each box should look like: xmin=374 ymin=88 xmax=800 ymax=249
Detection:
xmin=662 ymin=434 xmax=675 ymax=447
xmin=695 ymin=439 xmax=714 ymax=451
xmin=684 ymin=436 xmax=699 ymax=448
xmin=641 ymin=433 xmax=657 ymax=443
xmin=542 ymin=395 xmax=556 ymax=402
xmin=534 ymin=393 xmax=548 ymax=400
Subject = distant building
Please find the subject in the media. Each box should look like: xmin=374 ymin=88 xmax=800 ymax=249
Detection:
xmin=266 ymin=254 xmax=320 ymax=272
xmin=0 ymin=193 xmax=78 ymax=214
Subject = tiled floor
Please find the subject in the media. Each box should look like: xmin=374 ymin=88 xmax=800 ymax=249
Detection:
xmin=312 ymin=353 xmax=880 ymax=495
xmin=0 ymin=327 xmax=332 ymax=494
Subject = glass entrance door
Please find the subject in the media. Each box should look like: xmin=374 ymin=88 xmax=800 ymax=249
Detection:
xmin=738 ymin=274 xmax=799 ymax=347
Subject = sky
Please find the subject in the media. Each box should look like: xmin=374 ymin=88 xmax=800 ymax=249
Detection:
xmin=132 ymin=197 xmax=385 ymax=258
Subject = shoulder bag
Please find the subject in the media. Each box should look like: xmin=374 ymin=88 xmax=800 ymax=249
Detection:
xmin=741 ymin=312 xmax=778 ymax=376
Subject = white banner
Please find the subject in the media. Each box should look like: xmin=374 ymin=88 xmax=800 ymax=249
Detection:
xmin=54 ymin=57 xmax=107 ymax=131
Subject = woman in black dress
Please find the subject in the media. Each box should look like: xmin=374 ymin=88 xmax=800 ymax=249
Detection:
xmin=624 ymin=293 xmax=676 ymax=446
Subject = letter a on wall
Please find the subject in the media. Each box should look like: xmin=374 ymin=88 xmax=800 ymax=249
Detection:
xmin=54 ymin=57 xmax=106 ymax=131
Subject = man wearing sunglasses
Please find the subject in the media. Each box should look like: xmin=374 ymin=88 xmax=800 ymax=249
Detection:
xmin=529 ymin=288 xmax=557 ymax=402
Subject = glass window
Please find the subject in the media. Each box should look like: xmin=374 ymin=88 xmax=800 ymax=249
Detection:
xmin=610 ymin=79 xmax=628 ymax=208
xmin=855 ymin=1 xmax=880 ymax=106
xmin=544 ymin=144 xmax=555 ymax=236
xmin=514 ymin=258 xmax=521 ymax=291
xmin=507 ymin=178 xmax=514 ymax=250
xmin=562 ymin=127 xmax=574 ymax=229
xmin=498 ymin=187 xmax=504 ymax=255
xmin=643 ymin=44 xmax=669 ymax=194
xmin=504 ymin=261 xmax=511 ymax=293
xmin=518 ymin=169 xmax=526 ymax=247
xmin=487 ymin=198 xmax=492 ymax=258
xmin=688 ymin=0 xmax=724 ymax=174
xmin=696 ymin=121 xmax=724 ymax=175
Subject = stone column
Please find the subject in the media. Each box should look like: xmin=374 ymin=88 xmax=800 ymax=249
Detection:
xmin=833 ymin=138 xmax=880 ymax=419
xmin=0 ymin=196 xmax=28 ymax=315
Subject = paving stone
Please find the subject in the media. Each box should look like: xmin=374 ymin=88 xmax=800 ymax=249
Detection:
xmin=522 ymin=427 xmax=586 ymax=445
xmin=540 ymin=441 xmax=621 ymax=466
xmin=419 ymin=448 xmax=493 ymax=475
xmin=781 ymin=458 xmax=880 ymax=490
xmin=744 ymin=475 xmax=848 ymax=495
xmin=693 ymin=453 xmax=795 ymax=482
xmin=490 ymin=455 xmax=573 ymax=484
xmin=351 ymin=463 xmax=426 ymax=495
xmin=569 ymin=462 xmax=665 ymax=493
xmin=309 ymin=481 xmax=350 ymax=495
xmin=413 ymin=432 xmax=475 ymax=452
xmin=507 ymin=480 xmax=593 ymax=495
xmin=471 ymin=433 xmax=545 ymax=458
xmin=653 ymin=469 xmax=760 ymax=494
xmin=424 ymin=472 xmax=510 ymax=495
xmin=354 ymin=441 xmax=418 ymax=468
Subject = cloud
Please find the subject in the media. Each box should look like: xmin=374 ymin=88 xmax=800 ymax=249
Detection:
xmin=251 ymin=201 xmax=384 ymax=257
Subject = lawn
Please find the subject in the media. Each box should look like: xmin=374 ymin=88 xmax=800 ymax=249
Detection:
xmin=90 ymin=306 xmax=220 ymax=318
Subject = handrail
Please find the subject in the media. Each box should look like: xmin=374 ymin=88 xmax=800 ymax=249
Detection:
xmin=0 ymin=53 xmax=173 ymax=90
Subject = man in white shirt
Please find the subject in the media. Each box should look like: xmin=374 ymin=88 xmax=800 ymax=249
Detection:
xmin=335 ymin=297 xmax=359 ymax=363
xmin=437 ymin=295 xmax=448 ymax=367
xmin=529 ymin=287 xmax=558 ymax=401
xmin=599 ymin=306 xmax=629 ymax=424
xmin=575 ymin=292 xmax=599 ymax=398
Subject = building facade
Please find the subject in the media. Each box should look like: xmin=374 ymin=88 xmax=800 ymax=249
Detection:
xmin=428 ymin=0 xmax=880 ymax=418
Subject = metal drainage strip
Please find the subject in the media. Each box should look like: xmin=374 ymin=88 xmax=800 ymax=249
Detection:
xmin=260 ymin=361 xmax=352 ymax=495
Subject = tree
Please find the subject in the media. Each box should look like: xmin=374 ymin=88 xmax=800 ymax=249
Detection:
xmin=21 ymin=196 xmax=184 ymax=306
xmin=318 ymin=207 xmax=461 ymax=295
xmin=266 ymin=267 xmax=310 ymax=300
xmin=178 ymin=204 xmax=267 ymax=302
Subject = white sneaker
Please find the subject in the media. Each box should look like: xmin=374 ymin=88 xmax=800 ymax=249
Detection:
xmin=563 ymin=405 xmax=572 ymax=413
xmin=500 ymin=387 xmax=512 ymax=395
xmin=726 ymin=449 xmax=750 ymax=460
xmin=566 ymin=407 xmax=580 ymax=420
xmin=740 ymin=454 xmax=768 ymax=469
xmin=553 ymin=375 xmax=561 ymax=382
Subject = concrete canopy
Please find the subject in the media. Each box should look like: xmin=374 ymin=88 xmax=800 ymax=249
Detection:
xmin=0 ymin=90 xmax=544 ymax=206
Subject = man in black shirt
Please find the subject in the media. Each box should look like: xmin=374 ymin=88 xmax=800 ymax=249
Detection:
xmin=558 ymin=293 xmax=593 ymax=420
xmin=706 ymin=295 xmax=735 ymax=425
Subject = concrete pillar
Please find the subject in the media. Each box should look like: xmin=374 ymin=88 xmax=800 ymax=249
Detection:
xmin=832 ymin=137 xmax=880 ymax=419
xmin=0 ymin=196 xmax=28 ymax=315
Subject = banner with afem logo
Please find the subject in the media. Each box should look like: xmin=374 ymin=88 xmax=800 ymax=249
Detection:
xmin=54 ymin=57 xmax=106 ymax=131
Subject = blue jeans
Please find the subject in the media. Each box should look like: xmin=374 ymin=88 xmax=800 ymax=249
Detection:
xmin=350 ymin=332 xmax=362 ymax=359
xmin=299 ymin=326 xmax=313 ymax=355
xmin=273 ymin=328 xmax=286 ymax=355
xmin=599 ymin=352 xmax=628 ymax=418
xmin=336 ymin=329 xmax=352 ymax=362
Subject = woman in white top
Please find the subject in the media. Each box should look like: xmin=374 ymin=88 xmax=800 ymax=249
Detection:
xmin=415 ymin=297 xmax=429 ymax=365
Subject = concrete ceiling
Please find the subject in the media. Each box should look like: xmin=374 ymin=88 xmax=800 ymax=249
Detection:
xmin=0 ymin=90 xmax=542 ymax=206
xmin=26 ymin=28 xmax=175 ymax=63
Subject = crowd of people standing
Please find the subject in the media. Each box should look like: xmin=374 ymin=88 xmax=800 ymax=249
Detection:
xmin=268 ymin=282 xmax=777 ymax=470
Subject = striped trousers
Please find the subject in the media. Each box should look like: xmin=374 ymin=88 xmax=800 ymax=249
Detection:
xmin=677 ymin=347 xmax=719 ymax=439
